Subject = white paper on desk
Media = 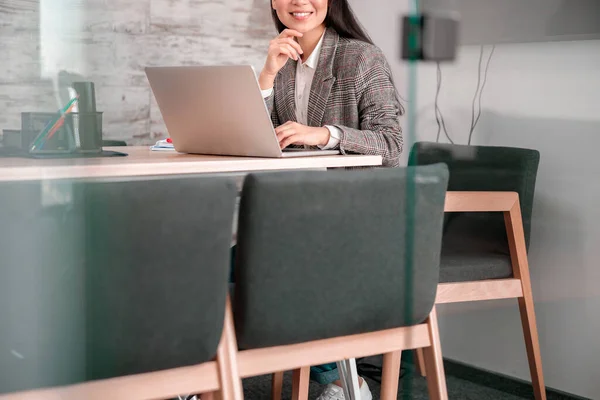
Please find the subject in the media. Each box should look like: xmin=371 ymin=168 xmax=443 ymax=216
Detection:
xmin=150 ymin=139 xmax=175 ymax=151
xmin=150 ymin=146 xmax=176 ymax=151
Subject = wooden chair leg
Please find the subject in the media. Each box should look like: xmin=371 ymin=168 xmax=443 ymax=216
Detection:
xmin=422 ymin=307 xmax=448 ymax=400
xmin=291 ymin=367 xmax=310 ymax=400
xmin=215 ymin=297 xmax=244 ymax=400
xmin=381 ymin=351 xmax=402 ymax=400
xmin=415 ymin=348 xmax=427 ymax=377
xmin=505 ymin=204 xmax=547 ymax=400
xmin=271 ymin=371 xmax=284 ymax=400
xmin=518 ymin=296 xmax=546 ymax=400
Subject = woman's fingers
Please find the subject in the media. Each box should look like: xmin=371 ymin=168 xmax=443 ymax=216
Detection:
xmin=275 ymin=129 xmax=295 ymax=141
xmin=263 ymin=30 xmax=304 ymax=75
xmin=269 ymin=41 xmax=300 ymax=61
xmin=268 ymin=42 xmax=295 ymax=61
xmin=276 ymin=125 xmax=297 ymax=142
xmin=275 ymin=122 xmax=295 ymax=135
xmin=275 ymin=122 xmax=316 ymax=148
xmin=279 ymin=132 xmax=299 ymax=149
xmin=279 ymin=134 xmax=301 ymax=149
xmin=277 ymin=37 xmax=303 ymax=56
xmin=279 ymin=29 xmax=304 ymax=39
xmin=277 ymin=45 xmax=297 ymax=61
xmin=275 ymin=122 xmax=298 ymax=138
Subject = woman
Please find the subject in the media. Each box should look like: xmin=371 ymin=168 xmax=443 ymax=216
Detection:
xmin=261 ymin=0 xmax=403 ymax=168
xmin=260 ymin=1 xmax=403 ymax=399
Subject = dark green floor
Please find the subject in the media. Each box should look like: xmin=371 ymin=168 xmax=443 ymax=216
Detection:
xmin=242 ymin=356 xmax=525 ymax=400
xmin=242 ymin=372 xmax=524 ymax=400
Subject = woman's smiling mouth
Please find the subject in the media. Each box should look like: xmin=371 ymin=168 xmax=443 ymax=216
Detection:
xmin=290 ymin=11 xmax=313 ymax=20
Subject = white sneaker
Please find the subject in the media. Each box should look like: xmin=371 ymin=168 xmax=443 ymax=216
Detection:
xmin=316 ymin=380 xmax=373 ymax=400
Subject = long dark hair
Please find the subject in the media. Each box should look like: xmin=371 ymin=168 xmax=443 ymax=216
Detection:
xmin=270 ymin=0 xmax=405 ymax=113
xmin=271 ymin=0 xmax=374 ymax=45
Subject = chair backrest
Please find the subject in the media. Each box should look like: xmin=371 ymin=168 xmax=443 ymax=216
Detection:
xmin=233 ymin=164 xmax=448 ymax=350
xmin=0 ymin=176 xmax=237 ymax=393
xmin=408 ymin=142 xmax=540 ymax=249
xmin=0 ymin=179 xmax=86 ymax=393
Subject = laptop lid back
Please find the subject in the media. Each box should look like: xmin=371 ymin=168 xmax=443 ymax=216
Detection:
xmin=145 ymin=65 xmax=283 ymax=157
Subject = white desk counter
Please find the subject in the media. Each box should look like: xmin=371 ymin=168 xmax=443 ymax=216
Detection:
xmin=0 ymin=146 xmax=383 ymax=182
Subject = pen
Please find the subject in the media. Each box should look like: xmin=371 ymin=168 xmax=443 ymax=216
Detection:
xmin=30 ymin=96 xmax=79 ymax=151
xmin=46 ymin=101 xmax=78 ymax=141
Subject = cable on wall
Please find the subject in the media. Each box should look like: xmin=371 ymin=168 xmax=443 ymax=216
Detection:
xmin=469 ymin=46 xmax=484 ymax=142
xmin=468 ymin=45 xmax=496 ymax=145
xmin=434 ymin=62 xmax=443 ymax=142
xmin=435 ymin=62 xmax=454 ymax=144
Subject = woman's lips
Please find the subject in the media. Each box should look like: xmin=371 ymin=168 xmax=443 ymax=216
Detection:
xmin=290 ymin=12 xmax=313 ymax=21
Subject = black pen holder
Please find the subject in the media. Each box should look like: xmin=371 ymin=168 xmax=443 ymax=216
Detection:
xmin=65 ymin=112 xmax=103 ymax=153
xmin=25 ymin=112 xmax=103 ymax=154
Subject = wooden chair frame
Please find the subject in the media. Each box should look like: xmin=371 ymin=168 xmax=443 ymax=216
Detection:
xmin=1 ymin=191 xmax=542 ymax=400
xmin=245 ymin=307 xmax=447 ymax=400
xmin=415 ymin=191 xmax=546 ymax=400
xmin=0 ymin=298 xmax=244 ymax=400
xmin=272 ymin=191 xmax=545 ymax=400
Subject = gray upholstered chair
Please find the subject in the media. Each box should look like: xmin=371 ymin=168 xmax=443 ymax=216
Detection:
xmin=409 ymin=142 xmax=546 ymax=400
xmin=0 ymin=176 xmax=242 ymax=400
xmin=232 ymin=165 xmax=450 ymax=400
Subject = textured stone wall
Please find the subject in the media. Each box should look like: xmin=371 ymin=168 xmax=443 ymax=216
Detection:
xmin=0 ymin=0 xmax=274 ymax=144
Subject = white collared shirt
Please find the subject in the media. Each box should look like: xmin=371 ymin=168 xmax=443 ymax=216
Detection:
xmin=261 ymin=29 xmax=341 ymax=150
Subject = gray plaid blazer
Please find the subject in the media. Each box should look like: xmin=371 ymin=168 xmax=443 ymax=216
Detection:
xmin=264 ymin=28 xmax=403 ymax=167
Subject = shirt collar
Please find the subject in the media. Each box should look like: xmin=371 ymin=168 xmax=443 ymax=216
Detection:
xmin=301 ymin=28 xmax=327 ymax=70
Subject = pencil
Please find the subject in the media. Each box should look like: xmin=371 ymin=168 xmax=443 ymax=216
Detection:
xmin=30 ymin=96 xmax=79 ymax=151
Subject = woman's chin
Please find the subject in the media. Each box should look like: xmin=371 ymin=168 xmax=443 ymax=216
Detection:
xmin=283 ymin=23 xmax=306 ymax=33
xmin=283 ymin=22 xmax=319 ymax=34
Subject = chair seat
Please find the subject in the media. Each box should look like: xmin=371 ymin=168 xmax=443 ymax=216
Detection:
xmin=440 ymin=249 xmax=513 ymax=283
xmin=439 ymin=213 xmax=513 ymax=283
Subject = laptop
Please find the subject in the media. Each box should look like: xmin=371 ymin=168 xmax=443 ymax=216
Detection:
xmin=145 ymin=65 xmax=340 ymax=158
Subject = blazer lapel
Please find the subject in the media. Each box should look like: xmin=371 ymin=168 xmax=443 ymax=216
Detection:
xmin=275 ymin=59 xmax=298 ymax=123
xmin=307 ymin=29 xmax=338 ymax=127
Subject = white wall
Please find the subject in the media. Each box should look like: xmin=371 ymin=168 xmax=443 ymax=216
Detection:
xmin=351 ymin=1 xmax=600 ymax=398
xmin=426 ymin=40 xmax=600 ymax=400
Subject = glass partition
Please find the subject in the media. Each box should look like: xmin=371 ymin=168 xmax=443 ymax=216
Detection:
xmin=1 ymin=0 xmax=598 ymax=399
